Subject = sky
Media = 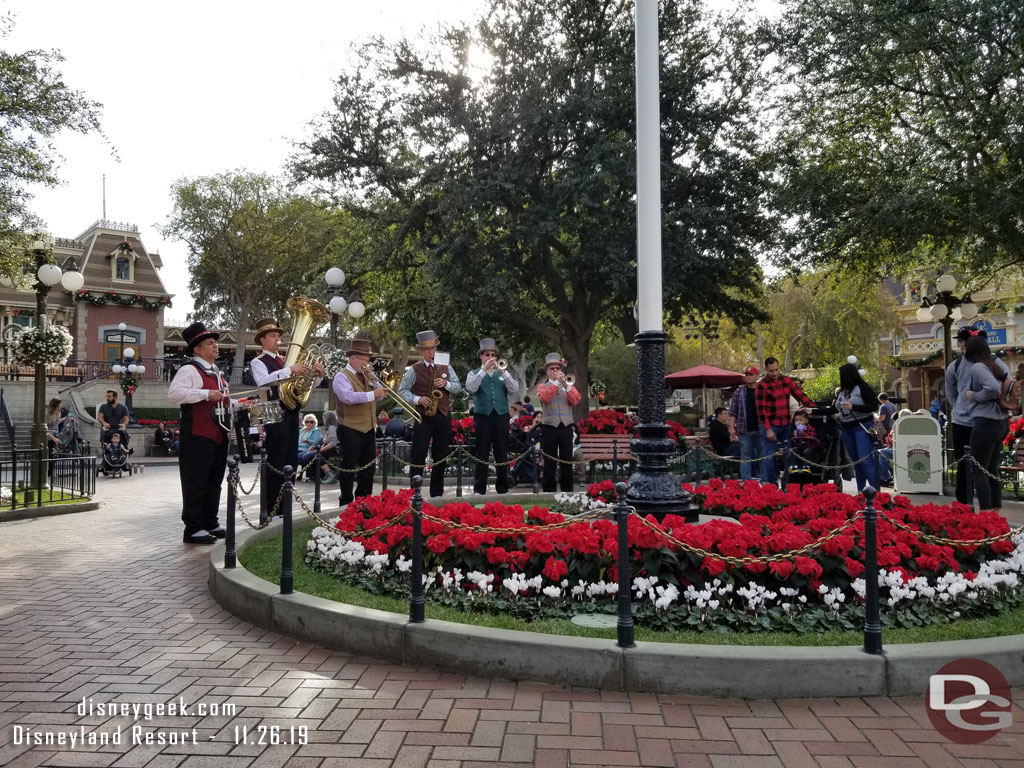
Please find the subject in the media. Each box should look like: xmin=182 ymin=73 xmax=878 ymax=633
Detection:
xmin=5 ymin=0 xmax=776 ymax=324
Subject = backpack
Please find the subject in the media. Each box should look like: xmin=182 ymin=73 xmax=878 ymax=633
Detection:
xmin=999 ymin=366 xmax=1024 ymax=412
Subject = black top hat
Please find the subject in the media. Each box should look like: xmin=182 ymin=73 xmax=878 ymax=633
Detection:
xmin=182 ymin=322 xmax=220 ymax=354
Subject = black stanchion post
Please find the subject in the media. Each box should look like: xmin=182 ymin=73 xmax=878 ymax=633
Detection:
xmin=612 ymin=439 xmax=619 ymax=484
xmin=225 ymin=457 xmax=238 ymax=569
xmin=313 ymin=452 xmax=322 ymax=516
xmin=694 ymin=444 xmax=703 ymax=484
xmin=410 ymin=475 xmax=425 ymax=623
xmin=456 ymin=444 xmax=463 ymax=497
xmin=614 ymin=481 xmax=635 ymax=649
xmin=381 ymin=440 xmax=389 ymax=492
xmin=963 ymin=444 xmax=975 ymax=510
xmin=280 ymin=465 xmax=294 ymax=595
xmin=259 ymin=461 xmax=269 ymax=525
xmin=531 ymin=443 xmax=540 ymax=495
xmin=861 ymin=486 xmax=883 ymax=654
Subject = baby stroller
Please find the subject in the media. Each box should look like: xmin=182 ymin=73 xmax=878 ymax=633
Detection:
xmin=508 ymin=424 xmax=540 ymax=487
xmin=785 ymin=405 xmax=843 ymax=489
xmin=99 ymin=431 xmax=133 ymax=478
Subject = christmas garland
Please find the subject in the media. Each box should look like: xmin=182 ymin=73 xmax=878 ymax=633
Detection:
xmin=75 ymin=290 xmax=172 ymax=310
xmin=888 ymin=349 xmax=943 ymax=368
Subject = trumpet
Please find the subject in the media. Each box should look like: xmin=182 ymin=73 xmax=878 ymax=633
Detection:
xmin=564 ymin=374 xmax=576 ymax=387
xmin=485 ymin=357 xmax=509 ymax=373
xmin=362 ymin=364 xmax=422 ymax=423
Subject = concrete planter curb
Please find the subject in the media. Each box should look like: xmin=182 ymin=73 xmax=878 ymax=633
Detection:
xmin=209 ymin=518 xmax=1024 ymax=698
xmin=0 ymin=499 xmax=99 ymax=523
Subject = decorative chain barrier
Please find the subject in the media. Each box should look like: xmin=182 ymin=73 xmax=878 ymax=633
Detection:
xmin=291 ymin=488 xmax=412 ymax=536
xmin=878 ymin=512 xmax=1024 ymax=547
xmin=630 ymin=508 xmax=865 ymax=566
xmin=539 ymin=449 xmax=591 ymax=466
xmin=688 ymin=447 xmax=786 ymax=466
xmin=231 ymin=474 xmax=274 ymax=530
xmin=418 ymin=506 xmax=611 ymax=535
xmin=457 ymin=447 xmax=534 ymax=468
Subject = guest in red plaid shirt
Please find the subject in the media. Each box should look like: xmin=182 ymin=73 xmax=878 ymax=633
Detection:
xmin=755 ymin=357 xmax=815 ymax=484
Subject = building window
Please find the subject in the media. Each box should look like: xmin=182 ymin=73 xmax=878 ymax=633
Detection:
xmin=115 ymin=255 xmax=131 ymax=280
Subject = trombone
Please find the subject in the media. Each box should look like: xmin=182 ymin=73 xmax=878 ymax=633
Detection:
xmin=362 ymin=364 xmax=422 ymax=423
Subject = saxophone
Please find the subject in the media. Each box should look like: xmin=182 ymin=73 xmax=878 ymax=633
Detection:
xmin=278 ymin=296 xmax=332 ymax=410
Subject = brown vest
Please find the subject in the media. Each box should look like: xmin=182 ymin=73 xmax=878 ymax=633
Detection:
xmin=412 ymin=361 xmax=450 ymax=416
xmin=336 ymin=369 xmax=375 ymax=433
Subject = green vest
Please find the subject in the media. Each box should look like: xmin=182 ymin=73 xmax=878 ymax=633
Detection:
xmin=472 ymin=369 xmax=510 ymax=415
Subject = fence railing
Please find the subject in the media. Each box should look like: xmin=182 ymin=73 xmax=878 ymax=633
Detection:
xmin=0 ymin=449 xmax=97 ymax=509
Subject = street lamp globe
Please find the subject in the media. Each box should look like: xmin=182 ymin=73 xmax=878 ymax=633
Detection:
xmin=136 ymin=364 xmax=146 ymax=374
xmin=36 ymin=263 xmax=62 ymax=286
xmin=112 ymin=364 xmax=123 ymax=374
xmin=936 ymin=274 xmax=957 ymax=293
xmin=60 ymin=269 xmax=84 ymax=292
xmin=930 ymin=303 xmax=949 ymax=320
xmin=127 ymin=363 xmax=138 ymax=374
xmin=916 ymin=307 xmax=933 ymax=323
xmin=961 ymin=301 xmax=978 ymax=320
xmin=118 ymin=322 xmax=127 ymax=332
xmin=325 ymin=267 xmax=346 ymax=288
xmin=124 ymin=347 xmax=135 ymax=359
xmin=328 ymin=295 xmax=348 ymax=315
xmin=347 ymin=301 xmax=365 ymax=319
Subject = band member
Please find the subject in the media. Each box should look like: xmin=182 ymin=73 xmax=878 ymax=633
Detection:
xmin=398 ymin=330 xmax=462 ymax=497
xmin=536 ymin=352 xmax=581 ymax=492
xmin=465 ymin=338 xmax=518 ymax=494
xmin=250 ymin=317 xmax=323 ymax=513
xmin=168 ymin=322 xmax=234 ymax=544
xmin=332 ymin=338 xmax=387 ymax=504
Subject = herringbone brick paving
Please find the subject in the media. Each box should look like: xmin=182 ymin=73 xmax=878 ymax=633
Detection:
xmin=0 ymin=466 xmax=1022 ymax=767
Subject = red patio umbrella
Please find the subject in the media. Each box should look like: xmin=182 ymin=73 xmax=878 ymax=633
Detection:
xmin=664 ymin=365 xmax=745 ymax=423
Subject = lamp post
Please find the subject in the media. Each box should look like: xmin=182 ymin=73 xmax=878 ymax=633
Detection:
xmin=683 ymin=316 xmax=721 ymax=366
xmin=915 ymin=274 xmax=977 ymax=488
xmin=110 ymin=322 xmax=145 ymax=423
xmin=28 ymin=234 xmax=84 ymax=498
xmin=324 ymin=267 xmax=365 ymax=408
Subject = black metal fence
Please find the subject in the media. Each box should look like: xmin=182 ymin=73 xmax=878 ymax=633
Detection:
xmin=0 ymin=449 xmax=97 ymax=509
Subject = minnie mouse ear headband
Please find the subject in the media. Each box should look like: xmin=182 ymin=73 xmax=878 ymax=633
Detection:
xmin=956 ymin=327 xmax=987 ymax=342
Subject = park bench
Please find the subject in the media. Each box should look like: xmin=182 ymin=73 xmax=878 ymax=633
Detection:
xmin=999 ymin=440 xmax=1024 ymax=500
xmin=578 ymin=434 xmax=635 ymax=482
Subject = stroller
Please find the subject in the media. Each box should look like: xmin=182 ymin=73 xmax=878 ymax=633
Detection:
xmin=99 ymin=431 xmax=133 ymax=477
xmin=784 ymin=405 xmax=843 ymax=489
xmin=508 ymin=423 xmax=540 ymax=487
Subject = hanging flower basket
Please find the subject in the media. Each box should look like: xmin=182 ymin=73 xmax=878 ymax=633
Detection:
xmin=9 ymin=325 xmax=73 ymax=367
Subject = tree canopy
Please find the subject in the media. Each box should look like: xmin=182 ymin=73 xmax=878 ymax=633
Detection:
xmin=0 ymin=15 xmax=104 ymax=275
xmin=772 ymin=0 xmax=1024 ymax=280
xmin=292 ymin=0 xmax=774 ymax=414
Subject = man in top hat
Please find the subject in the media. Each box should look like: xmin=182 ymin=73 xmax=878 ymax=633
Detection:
xmin=168 ymin=322 xmax=236 ymax=544
xmin=250 ymin=317 xmax=324 ymax=514
xmin=332 ymin=337 xmax=387 ymax=504
xmin=465 ymin=338 xmax=519 ymax=494
xmin=398 ymin=330 xmax=462 ymax=497
xmin=536 ymin=352 xmax=582 ymax=492
xmin=946 ymin=325 xmax=987 ymax=503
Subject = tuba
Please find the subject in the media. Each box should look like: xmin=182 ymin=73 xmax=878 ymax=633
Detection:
xmin=278 ymin=296 xmax=332 ymax=410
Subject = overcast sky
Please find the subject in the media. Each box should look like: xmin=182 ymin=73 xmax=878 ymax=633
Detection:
xmin=5 ymin=0 xmax=775 ymax=323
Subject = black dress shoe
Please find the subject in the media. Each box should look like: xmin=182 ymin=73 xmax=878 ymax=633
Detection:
xmin=183 ymin=530 xmax=217 ymax=544
xmin=209 ymin=527 xmax=226 ymax=538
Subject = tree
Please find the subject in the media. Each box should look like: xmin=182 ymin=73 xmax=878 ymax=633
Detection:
xmin=0 ymin=15 xmax=104 ymax=276
xmin=162 ymin=171 xmax=339 ymax=382
xmin=292 ymin=0 xmax=774 ymax=416
xmin=772 ymin=0 xmax=1024 ymax=280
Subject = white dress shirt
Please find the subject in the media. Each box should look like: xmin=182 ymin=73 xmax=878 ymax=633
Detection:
xmin=168 ymin=359 xmax=227 ymax=405
xmin=465 ymin=367 xmax=519 ymax=394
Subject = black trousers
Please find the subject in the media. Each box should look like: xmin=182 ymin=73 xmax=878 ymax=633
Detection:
xmin=338 ymin=425 xmax=376 ymax=504
xmin=410 ymin=412 xmax=451 ymax=497
xmin=179 ymin=433 xmax=228 ymax=536
xmin=541 ymin=423 xmax=574 ymax=492
xmin=264 ymin=409 xmax=299 ymax=513
xmin=951 ymin=422 xmax=973 ymax=504
xmin=969 ymin=416 xmax=1009 ymax=510
xmin=474 ymin=412 xmax=511 ymax=494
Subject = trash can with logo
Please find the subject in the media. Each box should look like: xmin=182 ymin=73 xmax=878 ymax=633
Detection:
xmin=892 ymin=410 xmax=943 ymax=494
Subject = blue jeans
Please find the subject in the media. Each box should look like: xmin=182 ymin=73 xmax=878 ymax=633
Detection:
xmin=761 ymin=425 xmax=791 ymax=485
xmin=878 ymin=448 xmax=893 ymax=484
xmin=839 ymin=424 xmax=878 ymax=492
xmin=737 ymin=431 xmax=764 ymax=481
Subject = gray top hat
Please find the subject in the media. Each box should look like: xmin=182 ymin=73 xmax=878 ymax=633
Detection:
xmin=415 ymin=329 xmax=440 ymax=348
xmin=478 ymin=337 xmax=499 ymax=355
xmin=543 ymin=352 xmax=566 ymax=371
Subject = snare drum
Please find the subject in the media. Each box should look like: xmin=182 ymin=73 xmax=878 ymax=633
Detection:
xmin=246 ymin=400 xmax=283 ymax=426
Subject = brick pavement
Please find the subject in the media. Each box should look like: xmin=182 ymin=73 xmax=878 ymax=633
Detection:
xmin=1 ymin=465 xmax=1023 ymax=767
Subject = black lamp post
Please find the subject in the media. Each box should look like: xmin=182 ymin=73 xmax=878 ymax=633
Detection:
xmin=915 ymin=274 xmax=978 ymax=489
xmin=110 ymin=322 xmax=146 ymax=424
xmin=324 ymin=267 xmax=365 ymax=409
xmin=27 ymin=235 xmax=84 ymax=497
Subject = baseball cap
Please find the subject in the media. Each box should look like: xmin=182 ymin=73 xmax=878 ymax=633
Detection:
xmin=744 ymin=366 xmax=759 ymax=375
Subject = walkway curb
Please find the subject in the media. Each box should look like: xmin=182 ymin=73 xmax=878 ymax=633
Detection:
xmin=209 ymin=519 xmax=1024 ymax=698
xmin=0 ymin=499 xmax=100 ymax=523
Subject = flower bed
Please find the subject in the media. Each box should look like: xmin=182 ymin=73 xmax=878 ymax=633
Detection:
xmin=577 ymin=408 xmax=689 ymax=444
xmin=306 ymin=480 xmax=1024 ymax=633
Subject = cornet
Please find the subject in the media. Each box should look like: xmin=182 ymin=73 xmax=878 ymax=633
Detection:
xmin=564 ymin=374 xmax=576 ymax=387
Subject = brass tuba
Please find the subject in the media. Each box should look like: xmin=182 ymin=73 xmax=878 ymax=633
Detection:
xmin=278 ymin=296 xmax=332 ymax=410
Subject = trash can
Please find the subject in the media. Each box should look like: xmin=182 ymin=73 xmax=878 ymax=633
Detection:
xmin=892 ymin=410 xmax=943 ymax=494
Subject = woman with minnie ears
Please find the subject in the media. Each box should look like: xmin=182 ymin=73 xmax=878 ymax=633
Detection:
xmin=963 ymin=335 xmax=1010 ymax=509
xmin=833 ymin=357 xmax=880 ymax=492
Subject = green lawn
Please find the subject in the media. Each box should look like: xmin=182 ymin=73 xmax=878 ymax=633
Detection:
xmin=239 ymin=523 xmax=1024 ymax=647
xmin=12 ymin=489 xmax=89 ymax=506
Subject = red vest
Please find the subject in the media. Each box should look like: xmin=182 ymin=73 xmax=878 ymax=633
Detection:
xmin=412 ymin=361 xmax=450 ymax=416
xmin=179 ymin=362 xmax=227 ymax=443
